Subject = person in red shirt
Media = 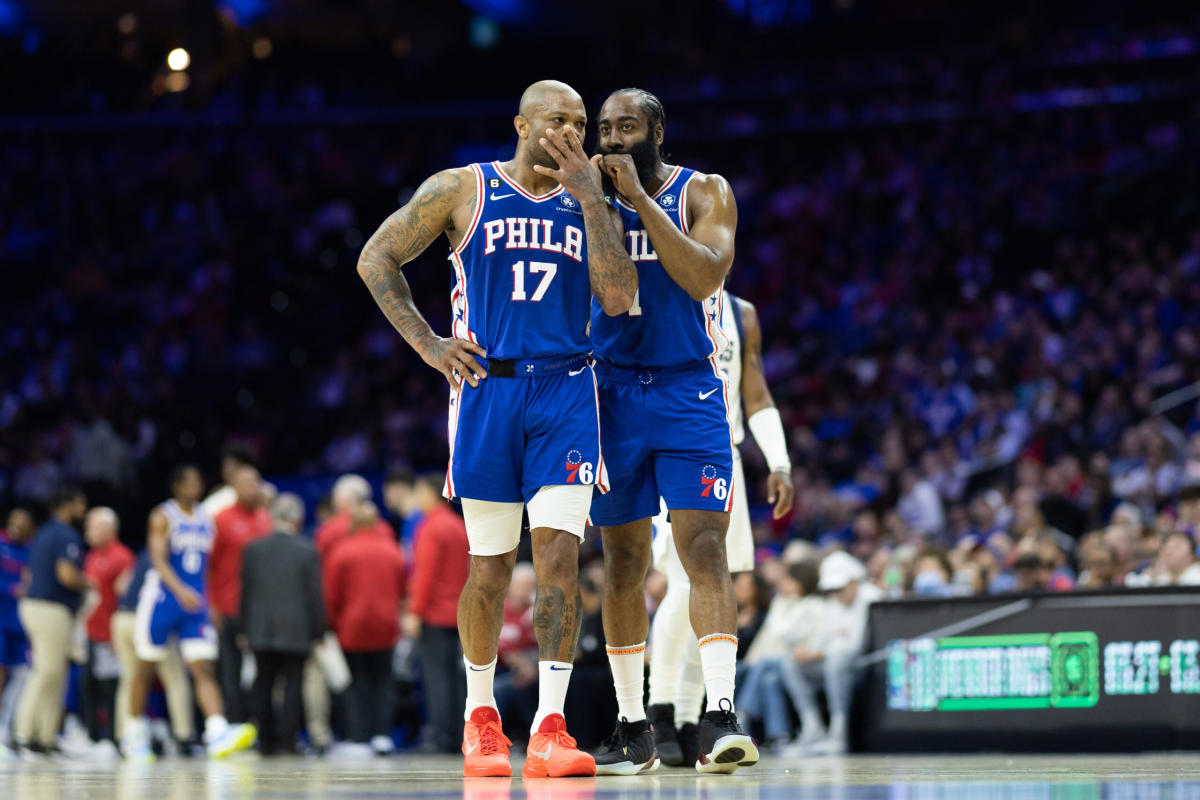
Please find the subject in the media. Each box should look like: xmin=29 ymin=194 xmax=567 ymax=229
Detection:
xmin=81 ymin=506 xmax=135 ymax=745
xmin=209 ymin=465 xmax=273 ymax=724
xmin=324 ymin=501 xmax=407 ymax=754
xmin=401 ymin=474 xmax=470 ymax=753
xmin=315 ymin=474 xmax=397 ymax=562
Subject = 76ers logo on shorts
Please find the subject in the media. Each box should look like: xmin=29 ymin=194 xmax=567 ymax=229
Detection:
xmin=565 ymin=449 xmax=596 ymax=485
xmin=700 ymin=464 xmax=729 ymax=500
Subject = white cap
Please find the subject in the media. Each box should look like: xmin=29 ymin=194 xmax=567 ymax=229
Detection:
xmin=818 ymin=550 xmax=867 ymax=592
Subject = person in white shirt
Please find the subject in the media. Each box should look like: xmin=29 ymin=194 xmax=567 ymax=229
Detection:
xmin=734 ymin=561 xmax=822 ymax=749
xmin=781 ymin=551 xmax=882 ymax=756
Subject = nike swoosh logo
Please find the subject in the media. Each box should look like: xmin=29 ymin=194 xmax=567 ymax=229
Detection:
xmin=698 ymin=388 xmax=720 ymax=400
xmin=464 ymin=742 xmax=478 ymax=755
xmin=568 ymin=367 xmax=586 ymax=376
xmin=548 ymin=664 xmax=572 ymax=671
xmin=468 ymin=666 xmax=491 ymax=672
xmin=490 ymin=192 xmax=515 ymax=201
xmin=530 ymin=745 xmax=552 ymax=760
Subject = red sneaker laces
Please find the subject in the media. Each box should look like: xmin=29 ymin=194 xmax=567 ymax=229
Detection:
xmin=478 ymin=721 xmax=512 ymax=756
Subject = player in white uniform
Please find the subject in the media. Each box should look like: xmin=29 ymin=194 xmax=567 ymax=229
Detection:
xmin=645 ymin=291 xmax=794 ymax=767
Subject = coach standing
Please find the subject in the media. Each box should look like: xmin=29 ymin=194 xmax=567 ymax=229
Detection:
xmin=402 ymin=474 xmax=468 ymax=753
xmin=241 ymin=494 xmax=324 ymax=755
xmin=210 ymin=465 xmax=273 ymax=724
xmin=14 ymin=486 xmax=89 ymax=753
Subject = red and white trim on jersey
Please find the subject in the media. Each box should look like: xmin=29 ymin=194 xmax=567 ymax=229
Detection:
xmin=443 ymin=381 xmax=465 ymax=499
xmin=589 ymin=364 xmax=610 ymax=494
xmin=492 ymin=161 xmax=563 ymax=202
xmin=679 ymin=171 xmax=695 ymax=235
xmin=709 ymin=345 xmax=737 ymax=514
xmin=614 ymin=164 xmax=684 ymax=212
xmin=448 ymin=165 xmax=486 ymax=346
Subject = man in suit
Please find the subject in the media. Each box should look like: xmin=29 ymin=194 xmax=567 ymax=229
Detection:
xmin=240 ymin=493 xmax=325 ymax=755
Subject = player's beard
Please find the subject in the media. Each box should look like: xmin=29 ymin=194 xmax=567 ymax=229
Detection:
xmin=597 ymin=136 xmax=659 ymax=199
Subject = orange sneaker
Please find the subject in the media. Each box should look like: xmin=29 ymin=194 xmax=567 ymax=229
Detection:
xmin=463 ymin=707 xmax=513 ymax=778
xmin=521 ymin=714 xmax=596 ymax=778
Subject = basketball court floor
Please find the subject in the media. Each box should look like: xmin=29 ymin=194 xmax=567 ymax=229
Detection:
xmin=6 ymin=753 xmax=1200 ymax=799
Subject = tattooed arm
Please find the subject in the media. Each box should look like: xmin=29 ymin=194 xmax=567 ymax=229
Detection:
xmin=356 ymin=167 xmax=488 ymax=388
xmin=534 ymin=127 xmax=638 ymax=315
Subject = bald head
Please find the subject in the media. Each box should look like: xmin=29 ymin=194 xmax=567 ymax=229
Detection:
xmin=85 ymin=506 xmax=119 ymax=548
xmin=514 ymin=79 xmax=587 ymax=171
xmin=519 ymin=79 xmax=581 ymax=119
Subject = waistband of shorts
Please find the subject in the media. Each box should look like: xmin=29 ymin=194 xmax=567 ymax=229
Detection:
xmin=591 ymin=358 xmax=714 ymax=386
xmin=480 ymin=354 xmax=590 ymax=378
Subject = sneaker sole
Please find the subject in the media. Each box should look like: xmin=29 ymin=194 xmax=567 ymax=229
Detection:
xmin=522 ymin=759 xmax=598 ymax=778
xmin=464 ymin=763 xmax=513 ymax=778
xmin=695 ymin=734 xmax=759 ymax=775
xmin=595 ymin=756 xmax=660 ymax=776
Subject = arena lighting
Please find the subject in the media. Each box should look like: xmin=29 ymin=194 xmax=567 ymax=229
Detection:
xmin=252 ymin=37 xmax=272 ymax=59
xmin=164 ymin=71 xmax=190 ymax=92
xmin=167 ymin=47 xmax=190 ymax=71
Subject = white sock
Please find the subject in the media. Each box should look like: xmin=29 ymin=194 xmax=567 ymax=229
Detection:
xmin=463 ymin=656 xmax=498 ymax=720
xmin=606 ymin=642 xmax=647 ymax=722
xmin=698 ymin=634 xmax=737 ymax=713
xmin=648 ymin=582 xmax=691 ymax=707
xmin=674 ymin=636 xmax=705 ymax=725
xmin=123 ymin=715 xmax=149 ymax=745
xmin=531 ymin=661 xmax=572 ymax=733
xmin=203 ymin=714 xmax=229 ymax=743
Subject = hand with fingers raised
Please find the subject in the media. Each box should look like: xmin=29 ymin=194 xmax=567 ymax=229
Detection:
xmin=533 ymin=127 xmax=606 ymax=207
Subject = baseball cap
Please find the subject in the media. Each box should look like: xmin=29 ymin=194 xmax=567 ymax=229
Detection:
xmin=818 ymin=550 xmax=867 ymax=592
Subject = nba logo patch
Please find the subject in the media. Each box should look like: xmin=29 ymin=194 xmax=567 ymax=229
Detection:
xmin=659 ymin=194 xmax=676 ymax=207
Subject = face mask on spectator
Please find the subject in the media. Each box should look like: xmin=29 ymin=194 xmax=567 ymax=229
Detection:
xmin=913 ymin=571 xmax=952 ymax=597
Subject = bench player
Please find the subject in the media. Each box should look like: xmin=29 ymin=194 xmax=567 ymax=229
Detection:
xmin=123 ymin=465 xmax=257 ymax=761
xmin=356 ymin=80 xmax=638 ymax=778
xmin=588 ymin=88 xmax=758 ymax=775
xmin=647 ymin=290 xmax=794 ymax=766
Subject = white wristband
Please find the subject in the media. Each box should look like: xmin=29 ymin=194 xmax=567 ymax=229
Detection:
xmin=747 ymin=407 xmax=791 ymax=473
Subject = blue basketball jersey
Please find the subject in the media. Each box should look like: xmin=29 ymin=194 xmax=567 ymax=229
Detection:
xmin=449 ymin=162 xmax=592 ymax=360
xmin=159 ymin=499 xmax=213 ymax=593
xmin=590 ymin=165 xmax=730 ymax=368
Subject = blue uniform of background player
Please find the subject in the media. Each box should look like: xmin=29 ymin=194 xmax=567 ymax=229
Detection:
xmin=356 ymin=80 xmax=638 ymax=778
xmin=587 ymin=88 xmax=758 ymax=777
xmin=124 ymin=465 xmax=256 ymax=761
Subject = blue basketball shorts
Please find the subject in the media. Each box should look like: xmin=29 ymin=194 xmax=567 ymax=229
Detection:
xmin=134 ymin=571 xmax=217 ymax=663
xmin=445 ymin=354 xmax=608 ymax=503
xmin=588 ymin=358 xmax=735 ymax=526
xmin=0 ymin=627 xmax=28 ymax=666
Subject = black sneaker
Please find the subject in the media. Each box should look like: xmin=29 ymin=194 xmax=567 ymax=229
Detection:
xmin=696 ymin=699 xmax=758 ymax=774
xmin=677 ymin=721 xmax=700 ymax=767
xmin=593 ymin=717 xmax=659 ymax=775
xmin=647 ymin=704 xmax=684 ymax=767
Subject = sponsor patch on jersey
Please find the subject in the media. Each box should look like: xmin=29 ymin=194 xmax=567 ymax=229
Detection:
xmin=659 ymin=193 xmax=676 ymax=207
xmin=559 ymin=194 xmax=577 ymax=208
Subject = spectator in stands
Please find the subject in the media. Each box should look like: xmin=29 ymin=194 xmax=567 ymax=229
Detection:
xmin=1012 ymin=552 xmax=1052 ymax=593
xmin=782 ymin=551 xmax=881 ymax=756
xmin=210 ymin=465 xmax=273 ymax=725
xmin=241 ymin=493 xmax=324 ymax=755
xmin=323 ymin=501 xmax=406 ymax=756
xmin=910 ymin=550 xmax=955 ymax=597
xmin=493 ymin=562 xmax=538 ymax=742
xmin=401 ymin=474 xmax=468 ymax=754
xmin=564 ymin=566 xmax=616 ymax=750
xmin=81 ymin=507 xmax=134 ymax=748
xmin=14 ymin=486 xmax=89 ymax=754
xmin=0 ymin=507 xmax=34 ymax=748
xmin=1177 ymin=484 xmax=1200 ymax=540
xmin=110 ymin=551 xmax=194 ymax=749
xmin=737 ymin=561 xmax=823 ymax=750
xmin=734 ymin=571 xmax=772 ymax=659
xmin=1139 ymin=531 xmax=1200 ymax=586
xmin=315 ymin=475 xmax=396 ymax=562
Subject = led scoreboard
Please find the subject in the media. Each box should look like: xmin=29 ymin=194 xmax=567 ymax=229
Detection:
xmin=863 ymin=589 xmax=1200 ymax=752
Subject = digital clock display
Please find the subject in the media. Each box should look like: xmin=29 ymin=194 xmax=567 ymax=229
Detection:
xmin=864 ymin=590 xmax=1200 ymax=752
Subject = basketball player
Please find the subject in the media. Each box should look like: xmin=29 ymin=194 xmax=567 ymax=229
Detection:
xmin=646 ymin=291 xmax=794 ymax=766
xmin=588 ymin=88 xmax=758 ymax=775
xmin=356 ymin=80 xmax=638 ymax=778
xmin=122 ymin=465 xmax=257 ymax=761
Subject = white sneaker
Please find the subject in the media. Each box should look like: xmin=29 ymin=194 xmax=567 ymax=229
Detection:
xmin=207 ymin=723 xmax=258 ymax=759
xmin=369 ymin=735 xmax=395 ymax=755
xmin=330 ymin=742 xmax=374 ymax=761
xmin=89 ymin=740 xmax=121 ymax=761
xmin=808 ymin=734 xmax=847 ymax=756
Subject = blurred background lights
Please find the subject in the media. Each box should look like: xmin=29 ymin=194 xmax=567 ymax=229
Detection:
xmin=166 ymin=47 xmax=190 ymax=71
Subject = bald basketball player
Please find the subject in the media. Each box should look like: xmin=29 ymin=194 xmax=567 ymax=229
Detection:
xmin=357 ymin=80 xmax=638 ymax=778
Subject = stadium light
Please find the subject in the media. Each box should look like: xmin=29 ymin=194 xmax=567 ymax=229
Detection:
xmin=167 ymin=47 xmax=190 ymax=71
